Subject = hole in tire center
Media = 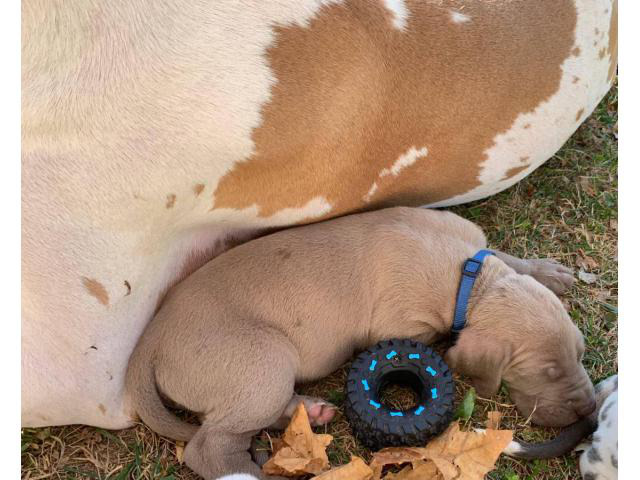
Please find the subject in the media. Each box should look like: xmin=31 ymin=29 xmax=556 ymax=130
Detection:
xmin=377 ymin=370 xmax=424 ymax=412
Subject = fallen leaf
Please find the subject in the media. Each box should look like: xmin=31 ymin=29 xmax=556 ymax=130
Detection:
xmin=312 ymin=456 xmax=373 ymax=480
xmin=370 ymin=447 xmax=429 ymax=479
xmin=370 ymin=422 xmax=512 ymax=480
xmin=454 ymin=388 xmax=476 ymax=421
xmin=578 ymin=269 xmax=598 ymax=284
xmin=175 ymin=440 xmax=185 ymax=464
xmin=576 ymin=250 xmax=598 ymax=271
xmin=424 ymin=423 xmax=513 ymax=480
xmin=485 ymin=411 xmax=502 ymax=430
xmin=383 ymin=461 xmax=441 ymax=479
xmin=578 ymin=177 xmax=596 ymax=197
xmin=263 ymin=402 xmax=333 ymax=477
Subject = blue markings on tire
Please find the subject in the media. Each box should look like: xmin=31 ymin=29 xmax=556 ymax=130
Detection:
xmin=369 ymin=400 xmax=381 ymax=409
xmin=361 ymin=379 xmax=370 ymax=391
xmin=414 ymin=406 xmax=425 ymax=415
xmin=431 ymin=387 xmax=438 ymax=399
xmin=386 ymin=350 xmax=398 ymax=359
xmin=369 ymin=359 xmax=377 ymax=371
xmin=408 ymin=353 xmax=420 ymax=359
xmin=390 ymin=411 xmax=403 ymax=417
xmin=426 ymin=366 xmax=437 ymax=376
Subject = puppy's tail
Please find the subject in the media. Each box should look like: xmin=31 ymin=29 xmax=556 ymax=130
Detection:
xmin=125 ymin=347 xmax=199 ymax=442
xmin=502 ymin=415 xmax=597 ymax=459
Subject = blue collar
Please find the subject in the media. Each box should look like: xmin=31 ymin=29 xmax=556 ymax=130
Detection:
xmin=451 ymin=249 xmax=495 ymax=338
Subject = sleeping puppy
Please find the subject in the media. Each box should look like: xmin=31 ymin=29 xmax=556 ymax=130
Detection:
xmin=125 ymin=207 xmax=595 ymax=480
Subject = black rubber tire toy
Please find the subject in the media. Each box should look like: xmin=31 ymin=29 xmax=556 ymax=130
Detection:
xmin=344 ymin=338 xmax=455 ymax=450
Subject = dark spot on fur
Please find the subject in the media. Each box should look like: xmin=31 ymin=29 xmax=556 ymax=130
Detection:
xmin=295 ymin=319 xmax=303 ymax=328
xmin=572 ymin=46 xmax=581 ymax=56
xmin=98 ymin=403 xmax=107 ymax=415
xmin=90 ymin=345 xmax=97 ymax=350
xmin=600 ymin=400 xmax=614 ymax=421
xmin=588 ymin=446 xmax=602 ymax=463
xmin=193 ymin=183 xmax=205 ymax=196
xmin=599 ymin=47 xmax=606 ymax=59
xmin=124 ymin=280 xmax=131 ymax=296
xmin=523 ymin=123 xmax=531 ymax=129
xmin=166 ymin=194 xmax=177 ymax=209
xmin=573 ymin=76 xmax=580 ymax=84
xmin=611 ymin=454 xmax=617 ymax=469
xmin=583 ymin=473 xmax=598 ymax=480
xmin=576 ymin=108 xmax=585 ymax=121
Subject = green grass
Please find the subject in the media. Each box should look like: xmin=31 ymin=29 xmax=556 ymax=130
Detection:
xmin=21 ymin=87 xmax=617 ymax=480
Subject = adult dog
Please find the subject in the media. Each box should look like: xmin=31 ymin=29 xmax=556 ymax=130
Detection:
xmin=22 ymin=0 xmax=616 ymax=428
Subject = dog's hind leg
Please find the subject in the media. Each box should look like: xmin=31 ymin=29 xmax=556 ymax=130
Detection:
xmin=184 ymin=426 xmax=283 ymax=480
xmin=494 ymin=251 xmax=575 ymax=295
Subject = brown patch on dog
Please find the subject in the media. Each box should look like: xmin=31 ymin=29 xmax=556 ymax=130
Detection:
xmin=166 ymin=194 xmax=176 ymax=209
xmin=571 ymin=46 xmax=581 ymax=56
xmin=98 ymin=403 xmax=107 ymax=415
xmin=193 ymin=183 xmax=205 ymax=197
xmin=607 ymin=0 xmax=618 ymax=83
xmin=212 ymin=0 xmax=577 ymax=217
xmin=504 ymin=164 xmax=529 ymax=180
xmin=576 ymin=108 xmax=585 ymax=121
xmin=124 ymin=280 xmax=131 ymax=296
xmin=82 ymin=277 xmax=109 ymax=306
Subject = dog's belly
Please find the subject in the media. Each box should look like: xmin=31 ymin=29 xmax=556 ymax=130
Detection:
xmin=22 ymin=0 xmax=615 ymax=427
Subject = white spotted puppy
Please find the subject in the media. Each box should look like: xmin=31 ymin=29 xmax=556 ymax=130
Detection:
xmin=579 ymin=374 xmax=617 ymax=480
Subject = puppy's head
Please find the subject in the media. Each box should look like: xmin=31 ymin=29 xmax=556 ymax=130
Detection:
xmin=445 ymin=270 xmax=595 ymax=427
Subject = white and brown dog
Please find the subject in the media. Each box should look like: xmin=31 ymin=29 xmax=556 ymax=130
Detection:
xmin=22 ymin=0 xmax=616 ymax=430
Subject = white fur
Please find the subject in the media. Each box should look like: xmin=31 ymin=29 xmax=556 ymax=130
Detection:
xmin=382 ymin=0 xmax=409 ymax=30
xmin=364 ymin=146 xmax=428 ymax=202
xmin=450 ymin=10 xmax=471 ymax=24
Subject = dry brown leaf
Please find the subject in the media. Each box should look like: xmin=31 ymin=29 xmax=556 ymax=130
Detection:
xmin=175 ymin=440 xmax=185 ymax=464
xmin=383 ymin=461 xmax=441 ymax=480
xmin=370 ymin=422 xmax=512 ymax=479
xmin=370 ymin=447 xmax=429 ymax=479
xmin=576 ymin=249 xmax=599 ymax=271
xmin=424 ymin=423 xmax=513 ymax=480
xmin=312 ymin=456 xmax=373 ymax=480
xmin=578 ymin=177 xmax=596 ymax=197
xmin=262 ymin=402 xmax=333 ymax=477
xmin=485 ymin=411 xmax=502 ymax=430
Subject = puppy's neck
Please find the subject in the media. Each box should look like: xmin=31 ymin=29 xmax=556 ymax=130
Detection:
xmin=464 ymin=256 xmax=514 ymax=328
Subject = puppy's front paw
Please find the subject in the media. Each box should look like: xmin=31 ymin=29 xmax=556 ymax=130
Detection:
xmin=527 ymin=258 xmax=575 ymax=295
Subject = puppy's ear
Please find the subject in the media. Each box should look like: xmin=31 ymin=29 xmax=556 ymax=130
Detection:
xmin=445 ymin=330 xmax=509 ymax=397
